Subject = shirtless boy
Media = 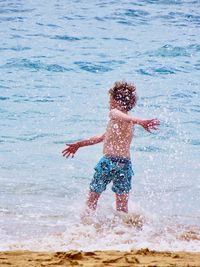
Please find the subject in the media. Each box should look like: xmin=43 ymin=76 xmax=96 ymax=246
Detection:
xmin=62 ymin=81 xmax=160 ymax=213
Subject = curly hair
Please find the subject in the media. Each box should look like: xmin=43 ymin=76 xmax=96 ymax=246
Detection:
xmin=109 ymin=81 xmax=137 ymax=111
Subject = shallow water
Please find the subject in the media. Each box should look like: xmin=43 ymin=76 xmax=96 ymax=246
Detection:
xmin=0 ymin=0 xmax=200 ymax=251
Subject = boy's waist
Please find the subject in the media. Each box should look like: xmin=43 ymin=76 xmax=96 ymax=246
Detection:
xmin=104 ymin=154 xmax=131 ymax=164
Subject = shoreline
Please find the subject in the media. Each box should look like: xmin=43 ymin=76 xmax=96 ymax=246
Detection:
xmin=1 ymin=249 xmax=200 ymax=267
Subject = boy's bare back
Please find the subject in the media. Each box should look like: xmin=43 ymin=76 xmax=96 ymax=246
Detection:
xmin=103 ymin=113 xmax=134 ymax=158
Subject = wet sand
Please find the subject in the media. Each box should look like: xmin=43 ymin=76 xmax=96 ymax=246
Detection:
xmin=1 ymin=249 xmax=200 ymax=267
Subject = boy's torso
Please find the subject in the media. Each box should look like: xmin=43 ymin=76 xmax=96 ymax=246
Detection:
xmin=103 ymin=118 xmax=134 ymax=158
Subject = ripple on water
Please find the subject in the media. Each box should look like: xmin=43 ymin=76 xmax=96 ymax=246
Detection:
xmin=51 ymin=35 xmax=94 ymax=41
xmin=74 ymin=60 xmax=125 ymax=73
xmin=114 ymin=37 xmax=131 ymax=42
xmin=195 ymin=63 xmax=200 ymax=70
xmin=15 ymin=133 xmax=60 ymax=142
xmin=184 ymin=13 xmax=200 ymax=25
xmin=2 ymin=93 xmax=65 ymax=104
xmin=147 ymin=45 xmax=190 ymax=57
xmin=124 ymin=9 xmax=150 ymax=18
xmin=98 ymin=8 xmax=150 ymax=26
xmin=171 ymin=92 xmax=193 ymax=100
xmin=51 ymin=35 xmax=81 ymax=41
xmin=136 ymin=66 xmax=180 ymax=76
xmin=0 ymin=7 xmax=35 ymax=14
xmin=0 ymin=97 xmax=10 ymax=101
xmin=36 ymin=22 xmax=62 ymax=29
xmin=0 ymin=46 xmax=31 ymax=52
xmin=0 ymin=16 xmax=24 ymax=22
xmin=147 ymin=44 xmax=200 ymax=58
xmin=0 ymin=58 xmax=72 ymax=72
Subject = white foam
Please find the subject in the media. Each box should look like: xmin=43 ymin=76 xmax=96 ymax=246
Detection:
xmin=1 ymin=203 xmax=200 ymax=252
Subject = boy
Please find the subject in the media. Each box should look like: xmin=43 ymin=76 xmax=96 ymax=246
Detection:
xmin=62 ymin=81 xmax=159 ymax=213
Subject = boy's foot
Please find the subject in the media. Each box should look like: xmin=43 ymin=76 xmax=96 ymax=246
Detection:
xmin=114 ymin=210 xmax=145 ymax=229
xmin=80 ymin=209 xmax=96 ymax=225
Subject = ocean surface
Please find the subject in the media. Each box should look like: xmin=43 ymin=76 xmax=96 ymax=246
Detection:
xmin=0 ymin=0 xmax=200 ymax=252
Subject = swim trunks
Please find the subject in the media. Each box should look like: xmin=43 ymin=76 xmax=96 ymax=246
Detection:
xmin=90 ymin=155 xmax=134 ymax=195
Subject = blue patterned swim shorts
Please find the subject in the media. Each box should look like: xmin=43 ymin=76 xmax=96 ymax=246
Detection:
xmin=90 ymin=155 xmax=134 ymax=195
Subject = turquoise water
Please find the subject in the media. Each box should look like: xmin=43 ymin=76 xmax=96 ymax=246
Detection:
xmin=0 ymin=0 xmax=200 ymax=251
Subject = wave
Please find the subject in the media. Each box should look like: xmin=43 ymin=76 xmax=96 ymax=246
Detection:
xmin=2 ymin=207 xmax=200 ymax=252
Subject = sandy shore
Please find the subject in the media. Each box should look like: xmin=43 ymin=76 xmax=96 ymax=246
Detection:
xmin=0 ymin=249 xmax=200 ymax=267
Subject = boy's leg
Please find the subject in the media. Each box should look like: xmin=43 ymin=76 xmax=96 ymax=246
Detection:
xmin=115 ymin=193 xmax=129 ymax=213
xmin=86 ymin=190 xmax=101 ymax=211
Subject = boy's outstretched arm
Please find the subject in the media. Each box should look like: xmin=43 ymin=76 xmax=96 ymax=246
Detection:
xmin=62 ymin=133 xmax=105 ymax=158
xmin=110 ymin=109 xmax=160 ymax=132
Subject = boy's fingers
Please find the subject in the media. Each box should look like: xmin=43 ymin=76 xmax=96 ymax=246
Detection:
xmin=153 ymin=119 xmax=160 ymax=125
xmin=148 ymin=122 xmax=159 ymax=129
xmin=146 ymin=127 xmax=151 ymax=133
xmin=62 ymin=148 xmax=70 ymax=155
xmin=65 ymin=152 xmax=71 ymax=158
xmin=152 ymin=126 xmax=159 ymax=130
xmin=62 ymin=152 xmax=68 ymax=157
xmin=63 ymin=150 xmax=71 ymax=157
xmin=63 ymin=151 xmax=75 ymax=158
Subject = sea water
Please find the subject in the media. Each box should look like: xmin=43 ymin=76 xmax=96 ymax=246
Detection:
xmin=0 ymin=0 xmax=200 ymax=252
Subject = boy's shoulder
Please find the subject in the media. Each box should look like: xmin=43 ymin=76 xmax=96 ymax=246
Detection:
xmin=109 ymin=108 xmax=131 ymax=121
xmin=109 ymin=108 xmax=125 ymax=117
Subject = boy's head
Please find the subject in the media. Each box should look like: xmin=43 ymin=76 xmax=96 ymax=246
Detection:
xmin=109 ymin=81 xmax=137 ymax=111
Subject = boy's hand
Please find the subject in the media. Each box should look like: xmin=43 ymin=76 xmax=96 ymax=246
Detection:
xmin=62 ymin=143 xmax=79 ymax=158
xmin=140 ymin=119 xmax=160 ymax=133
